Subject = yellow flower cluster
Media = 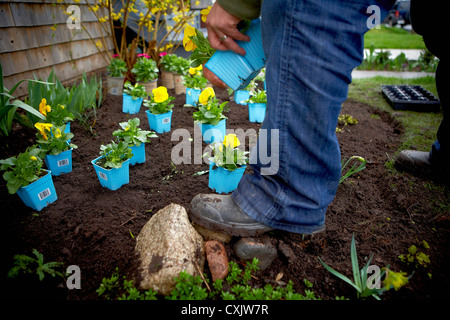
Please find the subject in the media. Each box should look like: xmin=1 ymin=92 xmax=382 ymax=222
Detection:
xmin=34 ymin=123 xmax=53 ymax=140
xmin=39 ymin=98 xmax=51 ymax=116
xmin=183 ymin=25 xmax=197 ymax=52
xmin=189 ymin=65 xmax=202 ymax=76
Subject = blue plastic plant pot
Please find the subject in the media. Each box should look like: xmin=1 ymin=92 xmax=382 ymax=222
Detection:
xmin=234 ymin=90 xmax=251 ymax=105
xmin=208 ymin=162 xmax=246 ymax=194
xmin=248 ymin=102 xmax=266 ymax=123
xmin=16 ymin=170 xmax=57 ymax=211
xmin=201 ymin=119 xmax=226 ymax=144
xmin=44 ymin=148 xmax=73 ymax=176
xmin=129 ymin=143 xmax=145 ymax=166
xmin=122 ymin=93 xmax=143 ymax=114
xmin=205 ymin=50 xmax=255 ymax=92
xmin=186 ymin=88 xmax=201 ymax=106
xmin=91 ymin=156 xmax=130 ymax=191
xmin=238 ymin=19 xmax=265 ymax=71
xmin=146 ymin=110 xmax=172 ymax=134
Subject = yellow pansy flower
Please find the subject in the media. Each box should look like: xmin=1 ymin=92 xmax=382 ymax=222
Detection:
xmin=39 ymin=98 xmax=51 ymax=116
xmin=54 ymin=128 xmax=62 ymax=139
xmin=223 ymin=134 xmax=240 ymax=149
xmin=201 ymin=6 xmax=211 ymax=23
xmin=199 ymin=87 xmax=215 ymax=105
xmin=152 ymin=86 xmax=169 ymax=103
xmin=183 ymin=25 xmax=197 ymax=52
xmin=35 ymin=123 xmax=53 ymax=140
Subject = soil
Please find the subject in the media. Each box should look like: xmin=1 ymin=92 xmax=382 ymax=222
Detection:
xmin=1 ymin=79 xmax=449 ymax=302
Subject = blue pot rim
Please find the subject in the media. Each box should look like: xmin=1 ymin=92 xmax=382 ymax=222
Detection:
xmin=91 ymin=155 xmax=130 ymax=171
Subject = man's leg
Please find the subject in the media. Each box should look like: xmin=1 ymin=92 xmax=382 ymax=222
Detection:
xmin=190 ymin=0 xmax=392 ymax=235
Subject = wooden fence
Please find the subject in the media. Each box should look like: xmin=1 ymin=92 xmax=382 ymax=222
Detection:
xmin=0 ymin=0 xmax=113 ymax=99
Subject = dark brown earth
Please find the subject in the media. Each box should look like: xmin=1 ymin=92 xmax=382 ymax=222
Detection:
xmin=1 ymin=78 xmax=449 ymax=302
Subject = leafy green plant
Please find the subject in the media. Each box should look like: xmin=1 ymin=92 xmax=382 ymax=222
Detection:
xmin=159 ymin=53 xmax=178 ymax=72
xmin=25 ymin=71 xmax=102 ymax=134
xmin=96 ymin=267 xmax=157 ymax=300
xmin=7 ymin=249 xmax=64 ymax=281
xmin=0 ymin=63 xmax=47 ymax=136
xmin=132 ymin=57 xmax=159 ymax=83
xmin=339 ymin=156 xmax=367 ymax=184
xmin=0 ymin=145 xmax=45 ymax=194
xmin=172 ymin=56 xmax=191 ymax=75
xmin=97 ymin=140 xmax=133 ymax=169
xmin=193 ymin=87 xmax=228 ymax=126
xmin=107 ymin=57 xmax=127 ymax=77
xmin=112 ymin=118 xmax=157 ymax=147
xmin=319 ymin=234 xmax=411 ymax=300
xmin=123 ymin=81 xmax=147 ymax=99
xmin=97 ymin=259 xmax=320 ymax=300
xmin=319 ymin=234 xmax=386 ymax=299
xmin=244 ymin=89 xmax=267 ymax=104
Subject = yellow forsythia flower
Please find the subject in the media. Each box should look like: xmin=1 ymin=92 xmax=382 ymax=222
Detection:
xmin=201 ymin=6 xmax=211 ymax=23
xmin=35 ymin=123 xmax=53 ymax=140
xmin=152 ymin=86 xmax=169 ymax=103
xmin=199 ymin=87 xmax=215 ymax=105
xmin=183 ymin=25 xmax=197 ymax=52
xmin=384 ymin=269 xmax=409 ymax=291
xmin=223 ymin=134 xmax=240 ymax=149
xmin=39 ymin=98 xmax=51 ymax=116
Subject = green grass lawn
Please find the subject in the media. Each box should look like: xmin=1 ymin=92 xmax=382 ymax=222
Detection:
xmin=348 ymin=76 xmax=441 ymax=153
xmin=364 ymin=26 xmax=426 ymax=49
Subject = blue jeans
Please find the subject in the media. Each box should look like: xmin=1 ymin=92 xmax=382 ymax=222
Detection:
xmin=233 ymin=0 xmax=391 ymax=234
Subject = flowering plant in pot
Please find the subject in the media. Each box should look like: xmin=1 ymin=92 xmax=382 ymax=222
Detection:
xmin=91 ymin=140 xmax=133 ymax=191
xmin=106 ymin=57 xmax=127 ymax=95
xmin=193 ymin=87 xmax=228 ymax=144
xmin=0 ymin=145 xmax=57 ymax=211
xmin=183 ymin=65 xmax=207 ymax=106
xmin=144 ymin=86 xmax=175 ymax=133
xmin=244 ymin=89 xmax=267 ymax=123
xmin=206 ymin=133 xmax=248 ymax=194
xmin=112 ymin=118 xmax=157 ymax=165
xmin=131 ymin=55 xmax=159 ymax=94
xmin=122 ymin=81 xmax=147 ymax=114
xmin=35 ymin=122 xmax=77 ymax=176
xmin=159 ymin=53 xmax=178 ymax=89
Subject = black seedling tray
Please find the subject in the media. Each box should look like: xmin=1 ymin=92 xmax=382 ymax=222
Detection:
xmin=381 ymin=85 xmax=441 ymax=112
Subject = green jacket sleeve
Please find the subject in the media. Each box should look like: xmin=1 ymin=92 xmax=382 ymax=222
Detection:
xmin=216 ymin=0 xmax=263 ymax=20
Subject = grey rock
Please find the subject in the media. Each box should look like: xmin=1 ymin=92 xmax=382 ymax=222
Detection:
xmin=234 ymin=237 xmax=277 ymax=270
xmin=134 ymin=203 xmax=205 ymax=296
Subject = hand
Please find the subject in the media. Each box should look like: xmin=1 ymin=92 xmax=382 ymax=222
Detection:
xmin=205 ymin=2 xmax=250 ymax=56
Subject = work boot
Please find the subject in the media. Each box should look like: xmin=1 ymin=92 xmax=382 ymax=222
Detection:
xmin=395 ymin=150 xmax=432 ymax=176
xmin=189 ymin=194 xmax=274 ymax=237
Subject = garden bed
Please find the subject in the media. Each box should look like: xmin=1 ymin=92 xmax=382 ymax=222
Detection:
xmin=1 ymin=81 xmax=449 ymax=301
